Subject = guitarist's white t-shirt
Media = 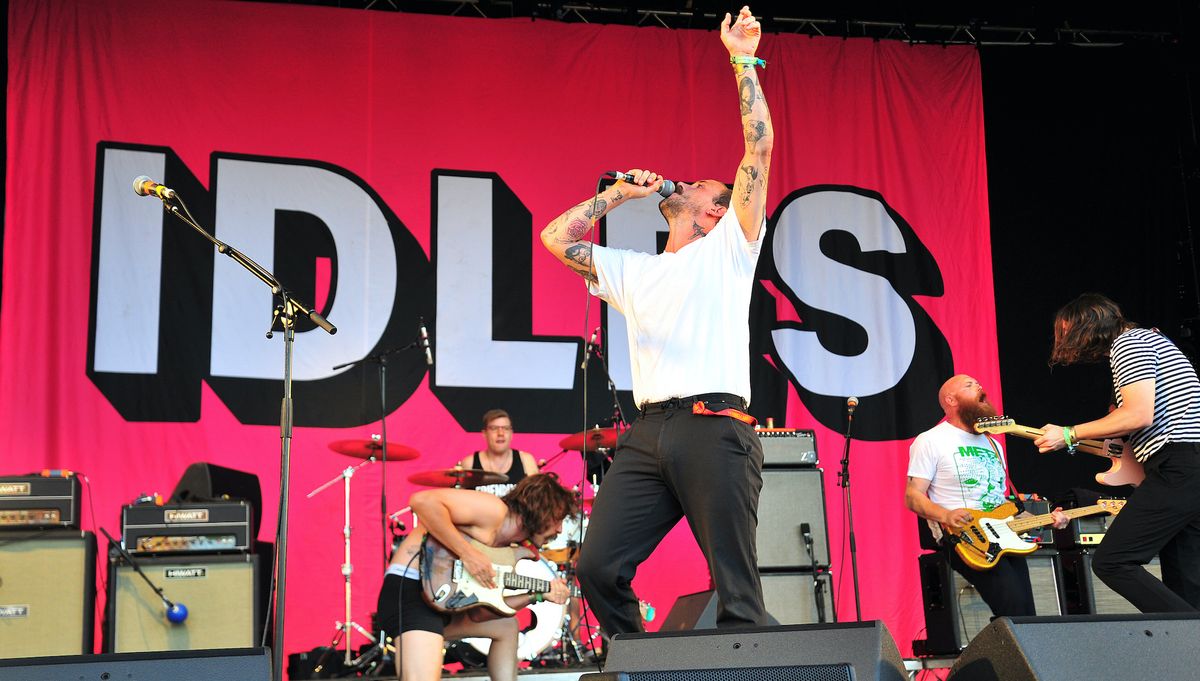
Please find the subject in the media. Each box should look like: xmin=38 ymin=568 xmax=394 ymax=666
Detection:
xmin=908 ymin=421 xmax=1008 ymax=540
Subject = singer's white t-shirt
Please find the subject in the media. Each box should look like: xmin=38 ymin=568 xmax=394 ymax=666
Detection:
xmin=588 ymin=210 xmax=764 ymax=407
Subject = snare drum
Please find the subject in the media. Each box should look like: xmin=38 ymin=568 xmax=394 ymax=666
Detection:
xmin=541 ymin=512 xmax=589 ymax=565
xmin=461 ymin=557 xmax=566 ymax=661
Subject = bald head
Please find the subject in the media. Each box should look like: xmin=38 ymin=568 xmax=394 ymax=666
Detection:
xmin=938 ymin=374 xmax=996 ymax=431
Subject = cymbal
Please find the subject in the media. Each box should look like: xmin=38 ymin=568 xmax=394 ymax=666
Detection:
xmin=559 ymin=427 xmax=618 ymax=451
xmin=329 ymin=439 xmax=420 ymax=461
xmin=408 ymin=468 xmax=508 ymax=488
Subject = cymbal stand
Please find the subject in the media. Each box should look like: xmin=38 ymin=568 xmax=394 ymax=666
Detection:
xmin=307 ymin=458 xmax=376 ymax=666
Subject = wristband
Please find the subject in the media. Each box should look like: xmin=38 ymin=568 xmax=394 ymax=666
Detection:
xmin=730 ymin=55 xmax=767 ymax=69
xmin=1063 ymin=426 xmax=1077 ymax=454
xmin=532 ymin=593 xmax=543 ymax=603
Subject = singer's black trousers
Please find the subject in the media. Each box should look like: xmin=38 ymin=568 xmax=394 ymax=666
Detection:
xmin=576 ymin=396 xmax=767 ymax=635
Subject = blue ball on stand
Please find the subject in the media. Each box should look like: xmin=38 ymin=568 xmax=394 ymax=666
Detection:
xmin=166 ymin=602 xmax=189 ymax=624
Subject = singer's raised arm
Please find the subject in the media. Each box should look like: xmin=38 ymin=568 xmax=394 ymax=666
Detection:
xmin=723 ymin=6 xmax=774 ymax=242
xmin=540 ymin=169 xmax=666 ymax=283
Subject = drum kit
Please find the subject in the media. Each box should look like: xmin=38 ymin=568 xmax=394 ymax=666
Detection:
xmin=308 ymin=425 xmax=619 ymax=675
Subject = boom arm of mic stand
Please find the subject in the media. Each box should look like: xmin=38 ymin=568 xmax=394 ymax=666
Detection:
xmin=99 ymin=527 xmax=176 ymax=609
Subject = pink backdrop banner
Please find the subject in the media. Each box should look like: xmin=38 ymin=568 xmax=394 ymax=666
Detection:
xmin=5 ymin=0 xmax=997 ymax=665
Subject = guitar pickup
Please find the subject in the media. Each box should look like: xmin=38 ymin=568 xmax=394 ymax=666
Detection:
xmin=452 ymin=560 xmax=463 ymax=580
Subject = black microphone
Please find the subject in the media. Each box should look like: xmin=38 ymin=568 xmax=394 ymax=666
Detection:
xmin=605 ymin=171 xmax=681 ymax=198
xmin=800 ymin=522 xmax=814 ymax=546
xmin=846 ymin=396 xmax=859 ymax=417
xmin=580 ymin=327 xmax=600 ymax=370
xmin=418 ymin=317 xmax=433 ymax=366
xmin=132 ymin=175 xmax=176 ymax=200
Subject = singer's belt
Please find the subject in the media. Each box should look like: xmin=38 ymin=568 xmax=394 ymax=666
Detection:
xmin=639 ymin=393 xmax=756 ymax=426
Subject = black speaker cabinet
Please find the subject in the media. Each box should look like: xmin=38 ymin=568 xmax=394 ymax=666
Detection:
xmin=919 ymin=549 xmax=1065 ymax=654
xmin=947 ymin=614 xmax=1200 ymax=681
xmin=580 ymin=663 xmax=855 ymax=681
xmin=105 ymin=552 xmax=260 ymax=652
xmin=594 ymin=621 xmax=906 ymax=681
xmin=0 ymin=529 xmax=95 ymax=657
xmin=757 ymin=468 xmax=830 ymax=568
xmin=1061 ymin=550 xmax=1162 ymax=614
xmin=0 ymin=647 xmax=271 ymax=680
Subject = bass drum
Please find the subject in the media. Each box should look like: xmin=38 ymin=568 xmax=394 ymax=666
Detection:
xmin=460 ymin=557 xmax=566 ymax=661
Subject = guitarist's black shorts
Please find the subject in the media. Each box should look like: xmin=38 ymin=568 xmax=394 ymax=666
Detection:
xmin=375 ymin=574 xmax=451 ymax=636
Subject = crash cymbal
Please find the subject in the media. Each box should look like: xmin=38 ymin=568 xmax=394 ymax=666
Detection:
xmin=328 ymin=439 xmax=420 ymax=461
xmin=408 ymin=468 xmax=509 ymax=488
xmin=559 ymin=427 xmax=618 ymax=451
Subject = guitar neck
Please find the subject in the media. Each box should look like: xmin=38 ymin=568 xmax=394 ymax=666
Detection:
xmin=1007 ymin=504 xmax=1109 ymax=533
xmin=995 ymin=426 xmax=1117 ymax=458
xmin=501 ymin=571 xmax=551 ymax=593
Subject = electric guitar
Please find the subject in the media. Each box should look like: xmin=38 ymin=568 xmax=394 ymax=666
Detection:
xmin=948 ymin=498 xmax=1126 ymax=570
xmin=974 ymin=416 xmax=1145 ymax=487
xmin=420 ymin=536 xmax=573 ymax=616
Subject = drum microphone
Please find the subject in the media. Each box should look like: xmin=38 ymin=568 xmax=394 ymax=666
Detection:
xmin=580 ymin=327 xmax=600 ymax=370
xmin=604 ymin=171 xmax=681 ymax=199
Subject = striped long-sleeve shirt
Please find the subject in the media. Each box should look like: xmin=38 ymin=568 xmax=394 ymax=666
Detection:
xmin=1110 ymin=327 xmax=1200 ymax=461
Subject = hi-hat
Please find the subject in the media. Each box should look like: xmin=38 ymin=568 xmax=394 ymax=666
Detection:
xmin=408 ymin=468 xmax=508 ymax=488
xmin=329 ymin=439 xmax=420 ymax=461
xmin=559 ymin=427 xmax=618 ymax=451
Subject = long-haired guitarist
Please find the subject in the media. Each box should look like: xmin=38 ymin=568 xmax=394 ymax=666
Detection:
xmin=906 ymin=374 xmax=1068 ymax=618
xmin=1033 ymin=293 xmax=1200 ymax=612
xmin=375 ymin=473 xmax=577 ymax=681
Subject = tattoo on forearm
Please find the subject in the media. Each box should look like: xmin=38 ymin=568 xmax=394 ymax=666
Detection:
xmin=739 ymin=76 xmax=757 ymax=116
xmin=739 ymin=164 xmax=760 ymax=206
xmin=612 ymin=189 xmax=624 ymax=202
xmin=583 ymin=198 xmax=607 ymax=219
xmin=745 ymin=120 xmax=767 ymax=144
xmin=560 ymin=218 xmax=590 ymax=243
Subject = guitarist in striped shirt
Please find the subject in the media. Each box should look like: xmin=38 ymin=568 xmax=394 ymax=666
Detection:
xmin=1035 ymin=293 xmax=1200 ymax=612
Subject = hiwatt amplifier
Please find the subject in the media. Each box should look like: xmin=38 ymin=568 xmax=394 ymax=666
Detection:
xmin=122 ymin=501 xmax=253 ymax=555
xmin=0 ymin=474 xmax=81 ymax=529
xmin=756 ymin=428 xmax=818 ymax=466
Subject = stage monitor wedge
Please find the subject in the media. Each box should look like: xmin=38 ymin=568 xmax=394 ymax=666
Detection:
xmin=601 ymin=621 xmax=906 ymax=681
xmin=0 ymin=647 xmax=271 ymax=681
xmin=947 ymin=614 xmax=1200 ymax=681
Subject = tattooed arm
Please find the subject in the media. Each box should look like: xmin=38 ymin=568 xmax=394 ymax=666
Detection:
xmin=721 ymin=6 xmax=774 ymax=242
xmin=540 ymin=169 xmax=666 ymax=283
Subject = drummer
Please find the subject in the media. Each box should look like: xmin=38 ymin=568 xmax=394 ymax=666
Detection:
xmin=457 ymin=409 xmax=540 ymax=497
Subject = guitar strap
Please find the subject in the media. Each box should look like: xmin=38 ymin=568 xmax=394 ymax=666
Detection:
xmin=984 ymin=433 xmax=1025 ymax=514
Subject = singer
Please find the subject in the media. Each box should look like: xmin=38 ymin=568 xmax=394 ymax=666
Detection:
xmin=540 ymin=6 xmax=773 ymax=635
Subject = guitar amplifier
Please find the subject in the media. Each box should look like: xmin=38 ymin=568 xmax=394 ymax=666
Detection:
xmin=122 ymin=501 xmax=253 ymax=554
xmin=756 ymin=429 xmax=818 ymax=466
xmin=0 ymin=475 xmax=82 ymax=529
xmin=1054 ymin=513 xmax=1115 ymax=548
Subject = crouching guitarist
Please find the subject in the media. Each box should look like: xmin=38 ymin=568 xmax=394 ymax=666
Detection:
xmin=905 ymin=374 xmax=1068 ymax=619
xmin=375 ymin=473 xmax=576 ymax=681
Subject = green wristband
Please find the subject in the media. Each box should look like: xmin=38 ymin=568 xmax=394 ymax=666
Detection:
xmin=730 ymin=55 xmax=766 ymax=69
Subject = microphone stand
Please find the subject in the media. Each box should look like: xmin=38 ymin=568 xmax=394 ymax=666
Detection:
xmin=801 ymin=526 xmax=827 ymax=623
xmin=100 ymin=527 xmax=185 ymax=621
xmin=154 ymin=193 xmax=335 ymax=681
xmin=332 ymin=340 xmax=421 ymax=569
xmin=838 ymin=402 xmax=863 ymax=622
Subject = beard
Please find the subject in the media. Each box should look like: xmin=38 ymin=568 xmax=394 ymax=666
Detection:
xmin=958 ymin=395 xmax=998 ymax=427
xmin=658 ymin=194 xmax=685 ymax=219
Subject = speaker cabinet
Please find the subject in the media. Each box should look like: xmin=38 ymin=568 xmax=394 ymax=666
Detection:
xmin=1061 ymin=550 xmax=1162 ymax=614
xmin=919 ymin=550 xmax=1065 ymax=653
xmin=580 ymin=663 xmax=854 ymax=681
xmin=757 ymin=468 xmax=830 ymax=568
xmin=0 ymin=529 xmax=95 ymax=657
xmin=760 ymin=571 xmax=836 ymax=625
xmin=0 ymin=647 xmax=271 ymax=680
xmin=597 ymin=621 xmax=906 ymax=681
xmin=106 ymin=553 xmax=260 ymax=652
xmin=947 ymin=614 xmax=1200 ymax=681
xmin=170 ymin=462 xmax=263 ymax=539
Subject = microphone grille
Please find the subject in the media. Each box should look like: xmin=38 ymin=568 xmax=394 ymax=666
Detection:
xmin=132 ymin=175 xmax=152 ymax=196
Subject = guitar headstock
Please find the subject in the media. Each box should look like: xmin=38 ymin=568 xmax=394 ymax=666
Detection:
xmin=1099 ymin=498 xmax=1127 ymax=515
xmin=974 ymin=415 xmax=1017 ymax=434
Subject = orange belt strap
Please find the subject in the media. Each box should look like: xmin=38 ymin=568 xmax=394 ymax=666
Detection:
xmin=693 ymin=400 xmax=758 ymax=426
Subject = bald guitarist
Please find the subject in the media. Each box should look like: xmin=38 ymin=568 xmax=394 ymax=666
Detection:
xmin=906 ymin=374 xmax=1068 ymax=619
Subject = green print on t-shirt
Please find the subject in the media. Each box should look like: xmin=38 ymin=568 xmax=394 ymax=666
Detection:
xmin=954 ymin=444 xmax=1004 ymax=512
